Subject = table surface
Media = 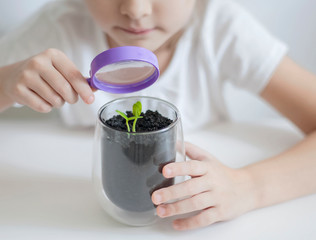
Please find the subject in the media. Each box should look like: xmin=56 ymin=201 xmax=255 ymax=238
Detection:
xmin=1 ymin=107 xmax=315 ymax=240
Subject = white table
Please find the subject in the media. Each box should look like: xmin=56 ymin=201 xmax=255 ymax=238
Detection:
xmin=1 ymin=108 xmax=315 ymax=240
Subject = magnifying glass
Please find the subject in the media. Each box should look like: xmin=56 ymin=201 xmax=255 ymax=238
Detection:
xmin=87 ymin=46 xmax=160 ymax=93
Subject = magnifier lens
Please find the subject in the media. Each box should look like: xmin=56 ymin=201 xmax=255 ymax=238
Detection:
xmin=88 ymin=46 xmax=159 ymax=93
xmin=95 ymin=61 xmax=155 ymax=85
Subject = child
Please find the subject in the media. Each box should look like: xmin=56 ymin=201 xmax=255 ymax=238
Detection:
xmin=1 ymin=0 xmax=316 ymax=231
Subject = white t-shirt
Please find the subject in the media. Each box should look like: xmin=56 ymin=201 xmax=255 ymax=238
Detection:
xmin=0 ymin=0 xmax=287 ymax=134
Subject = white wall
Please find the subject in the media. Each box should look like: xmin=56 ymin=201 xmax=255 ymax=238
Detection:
xmin=226 ymin=0 xmax=316 ymax=121
xmin=236 ymin=0 xmax=316 ymax=72
xmin=0 ymin=0 xmax=54 ymax=36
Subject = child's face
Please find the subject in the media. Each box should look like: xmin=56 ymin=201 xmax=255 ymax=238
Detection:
xmin=84 ymin=0 xmax=196 ymax=51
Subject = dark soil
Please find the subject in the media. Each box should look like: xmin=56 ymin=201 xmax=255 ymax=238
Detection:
xmin=100 ymin=109 xmax=176 ymax=212
xmin=103 ymin=110 xmax=173 ymax=132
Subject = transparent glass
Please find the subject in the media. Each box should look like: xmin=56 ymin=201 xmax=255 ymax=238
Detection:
xmin=92 ymin=96 xmax=185 ymax=226
xmin=95 ymin=61 xmax=155 ymax=85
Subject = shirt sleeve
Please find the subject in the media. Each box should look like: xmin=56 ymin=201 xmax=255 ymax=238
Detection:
xmin=209 ymin=0 xmax=288 ymax=93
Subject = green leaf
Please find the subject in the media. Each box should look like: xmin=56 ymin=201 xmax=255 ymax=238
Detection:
xmin=116 ymin=110 xmax=128 ymax=120
xmin=116 ymin=110 xmax=130 ymax=132
xmin=133 ymin=101 xmax=142 ymax=117
xmin=116 ymin=101 xmax=143 ymax=133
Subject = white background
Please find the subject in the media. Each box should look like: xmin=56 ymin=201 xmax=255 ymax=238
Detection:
xmin=0 ymin=0 xmax=315 ymax=120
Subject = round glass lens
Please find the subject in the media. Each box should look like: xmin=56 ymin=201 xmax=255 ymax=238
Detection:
xmin=95 ymin=61 xmax=155 ymax=85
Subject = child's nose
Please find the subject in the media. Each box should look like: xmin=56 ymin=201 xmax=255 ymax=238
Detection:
xmin=120 ymin=0 xmax=152 ymax=20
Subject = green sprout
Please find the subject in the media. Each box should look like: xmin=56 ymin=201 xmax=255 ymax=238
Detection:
xmin=115 ymin=110 xmax=131 ymax=132
xmin=116 ymin=101 xmax=143 ymax=133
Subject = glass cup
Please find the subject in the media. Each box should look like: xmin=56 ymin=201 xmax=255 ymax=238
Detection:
xmin=92 ymin=96 xmax=185 ymax=226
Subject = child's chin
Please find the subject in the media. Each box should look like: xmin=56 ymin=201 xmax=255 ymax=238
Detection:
xmin=125 ymin=42 xmax=160 ymax=52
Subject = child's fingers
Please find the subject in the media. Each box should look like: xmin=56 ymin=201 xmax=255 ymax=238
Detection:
xmin=28 ymin=75 xmax=65 ymax=108
xmin=173 ymin=207 xmax=219 ymax=231
xmin=152 ymin=176 xmax=210 ymax=205
xmin=163 ymin=160 xmax=207 ymax=178
xmin=50 ymin=50 xmax=95 ymax=104
xmin=184 ymin=142 xmax=211 ymax=161
xmin=156 ymin=191 xmax=215 ymax=218
xmin=40 ymin=67 xmax=78 ymax=104
xmin=15 ymin=85 xmax=52 ymax=113
xmin=66 ymin=73 xmax=95 ymax=104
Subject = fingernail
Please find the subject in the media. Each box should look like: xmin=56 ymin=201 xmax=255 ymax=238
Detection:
xmin=43 ymin=105 xmax=52 ymax=112
xmin=87 ymin=95 xmax=94 ymax=104
xmin=164 ymin=167 xmax=172 ymax=177
xmin=158 ymin=206 xmax=166 ymax=217
xmin=154 ymin=193 xmax=162 ymax=204
xmin=173 ymin=222 xmax=181 ymax=230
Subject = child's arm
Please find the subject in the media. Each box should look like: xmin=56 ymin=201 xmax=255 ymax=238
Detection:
xmin=261 ymin=56 xmax=316 ymax=134
xmin=0 ymin=48 xmax=95 ymax=113
xmin=152 ymin=56 xmax=316 ymax=231
xmin=246 ymin=56 xmax=316 ymax=207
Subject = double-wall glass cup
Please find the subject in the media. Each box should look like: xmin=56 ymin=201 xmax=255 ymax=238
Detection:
xmin=92 ymin=96 xmax=185 ymax=226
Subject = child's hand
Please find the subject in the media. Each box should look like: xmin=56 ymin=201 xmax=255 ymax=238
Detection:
xmin=152 ymin=142 xmax=256 ymax=231
xmin=0 ymin=48 xmax=94 ymax=112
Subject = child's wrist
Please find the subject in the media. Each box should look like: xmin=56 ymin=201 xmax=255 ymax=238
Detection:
xmin=0 ymin=66 xmax=16 ymax=111
xmin=236 ymin=168 xmax=260 ymax=213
